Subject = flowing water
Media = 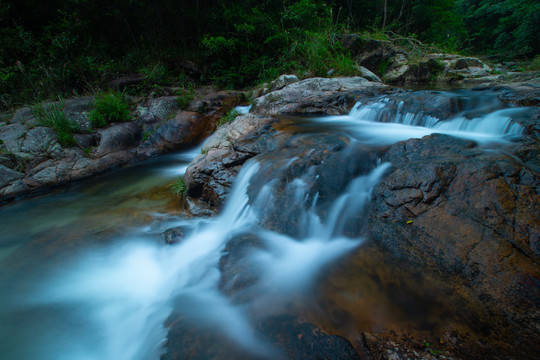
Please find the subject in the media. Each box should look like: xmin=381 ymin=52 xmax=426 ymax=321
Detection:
xmin=0 ymin=90 xmax=533 ymax=359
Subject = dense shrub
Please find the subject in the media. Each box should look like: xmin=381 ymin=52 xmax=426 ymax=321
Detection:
xmin=88 ymin=92 xmax=130 ymax=128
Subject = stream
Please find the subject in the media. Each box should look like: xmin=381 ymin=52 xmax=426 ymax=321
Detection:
xmin=0 ymin=90 xmax=533 ymax=359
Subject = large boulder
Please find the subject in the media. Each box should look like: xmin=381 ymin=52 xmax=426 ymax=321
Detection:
xmin=137 ymin=111 xmax=211 ymax=158
xmin=0 ymin=165 xmax=24 ymax=188
xmin=369 ymin=133 xmax=539 ymax=356
xmin=184 ymin=114 xmax=285 ymax=206
xmin=251 ymin=77 xmax=388 ymax=115
xmin=269 ymin=74 xmax=300 ymax=92
xmin=94 ymin=122 xmax=142 ymax=157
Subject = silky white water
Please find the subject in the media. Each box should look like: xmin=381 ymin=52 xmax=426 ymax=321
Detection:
xmin=0 ymin=90 xmax=528 ymax=359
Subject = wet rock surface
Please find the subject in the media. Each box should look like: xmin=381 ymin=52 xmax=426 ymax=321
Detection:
xmin=177 ymin=78 xmax=539 ymax=359
xmin=368 ymin=133 xmax=540 ymax=358
xmin=184 ymin=114 xmax=289 ymax=207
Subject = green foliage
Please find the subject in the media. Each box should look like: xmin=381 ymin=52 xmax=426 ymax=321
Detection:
xmin=216 ymin=109 xmax=239 ymax=128
xmin=176 ymin=83 xmax=195 ymax=110
xmin=170 ymin=177 xmax=187 ymax=196
xmin=31 ymin=98 xmax=78 ymax=147
xmin=0 ymin=0 xmax=538 ymax=109
xmin=456 ymin=0 xmax=540 ymax=58
xmin=88 ymin=92 xmax=130 ymax=128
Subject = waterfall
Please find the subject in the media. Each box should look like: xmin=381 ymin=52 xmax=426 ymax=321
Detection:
xmin=317 ymin=93 xmax=528 ymax=145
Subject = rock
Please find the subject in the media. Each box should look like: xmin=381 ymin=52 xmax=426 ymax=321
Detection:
xmin=0 ymin=164 xmax=24 ymax=188
xmin=164 ymin=227 xmax=184 ymax=244
xmin=251 ymin=77 xmax=388 ymax=115
xmin=355 ymin=65 xmax=382 ymax=82
xmin=369 ymin=133 xmax=540 ymax=356
xmin=489 ymin=79 xmax=540 ymax=106
xmin=269 ymin=74 xmax=299 ymax=92
xmin=353 ymin=38 xmax=402 ymax=75
xmin=467 ymin=66 xmax=490 ymax=77
xmin=454 ymin=57 xmax=484 ymax=69
xmin=10 ymin=107 xmax=34 ymax=124
xmin=137 ymin=111 xmax=211 ymax=158
xmin=463 ymin=74 xmax=509 ymax=85
xmin=94 ymin=122 xmax=142 ymax=157
xmin=109 ymin=74 xmax=146 ymax=90
xmin=73 ymin=133 xmax=99 ymax=149
xmin=63 ymin=96 xmax=94 ymax=132
xmin=184 ymin=114 xmax=284 ymax=206
xmin=162 ymin=310 xmax=359 ymax=360
xmin=20 ymin=127 xmax=61 ymax=157
xmin=385 ymin=58 xmax=445 ymax=83
xmin=0 ymin=122 xmax=28 ymax=152
xmin=136 ymin=96 xmax=179 ymax=124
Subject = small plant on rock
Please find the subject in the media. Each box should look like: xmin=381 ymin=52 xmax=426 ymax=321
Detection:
xmin=31 ymin=98 xmax=79 ymax=147
xmin=216 ymin=109 xmax=239 ymax=127
xmin=170 ymin=177 xmax=187 ymax=196
xmin=89 ymin=91 xmax=130 ymax=128
xmin=176 ymin=83 xmax=195 ymax=110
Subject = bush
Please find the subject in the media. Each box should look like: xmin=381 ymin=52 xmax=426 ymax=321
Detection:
xmin=89 ymin=92 xmax=130 ymax=128
xmin=176 ymin=83 xmax=194 ymax=110
xmin=31 ymin=98 xmax=78 ymax=147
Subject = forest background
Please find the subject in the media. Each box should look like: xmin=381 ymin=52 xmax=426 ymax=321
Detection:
xmin=1 ymin=0 xmax=539 ymax=110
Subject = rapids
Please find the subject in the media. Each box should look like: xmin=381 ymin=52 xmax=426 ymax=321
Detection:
xmin=0 ymin=90 xmax=532 ymax=359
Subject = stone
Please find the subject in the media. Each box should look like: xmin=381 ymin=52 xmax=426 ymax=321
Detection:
xmin=136 ymin=96 xmax=179 ymax=124
xmin=0 ymin=164 xmax=24 ymax=188
xmin=269 ymin=74 xmax=299 ymax=92
xmin=164 ymin=227 xmax=184 ymax=244
xmin=355 ymin=65 xmax=382 ymax=82
xmin=137 ymin=111 xmax=211 ymax=158
xmin=109 ymin=74 xmax=146 ymax=90
xmin=94 ymin=122 xmax=142 ymax=157
xmin=184 ymin=114 xmax=284 ymax=206
xmin=369 ymin=133 xmax=540 ymax=356
xmin=453 ymin=57 xmax=484 ymax=69
xmin=251 ymin=77 xmax=387 ymax=115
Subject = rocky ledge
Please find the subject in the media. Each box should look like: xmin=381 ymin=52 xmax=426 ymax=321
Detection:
xmin=178 ymin=76 xmax=539 ymax=359
xmin=0 ymin=87 xmax=243 ymax=203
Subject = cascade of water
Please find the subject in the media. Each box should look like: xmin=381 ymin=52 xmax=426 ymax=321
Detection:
xmin=18 ymin=150 xmax=390 ymax=359
xmin=2 ymin=90 xmax=529 ymax=360
xmin=320 ymin=93 xmax=528 ymax=145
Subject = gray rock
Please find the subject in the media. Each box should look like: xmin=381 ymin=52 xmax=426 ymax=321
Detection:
xmin=94 ymin=122 xmax=142 ymax=157
xmin=270 ymin=74 xmax=300 ymax=92
xmin=137 ymin=111 xmax=211 ymax=158
xmin=73 ymin=133 xmax=99 ymax=149
xmin=0 ymin=164 xmax=24 ymax=188
xmin=454 ymin=57 xmax=484 ymax=69
xmin=184 ymin=114 xmax=283 ymax=206
xmin=136 ymin=96 xmax=179 ymax=124
xmin=463 ymin=74 xmax=509 ymax=85
xmin=355 ymin=65 xmax=382 ymax=82
xmin=0 ymin=122 xmax=26 ymax=151
xmin=20 ymin=127 xmax=59 ymax=156
xmin=251 ymin=77 xmax=387 ymax=115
